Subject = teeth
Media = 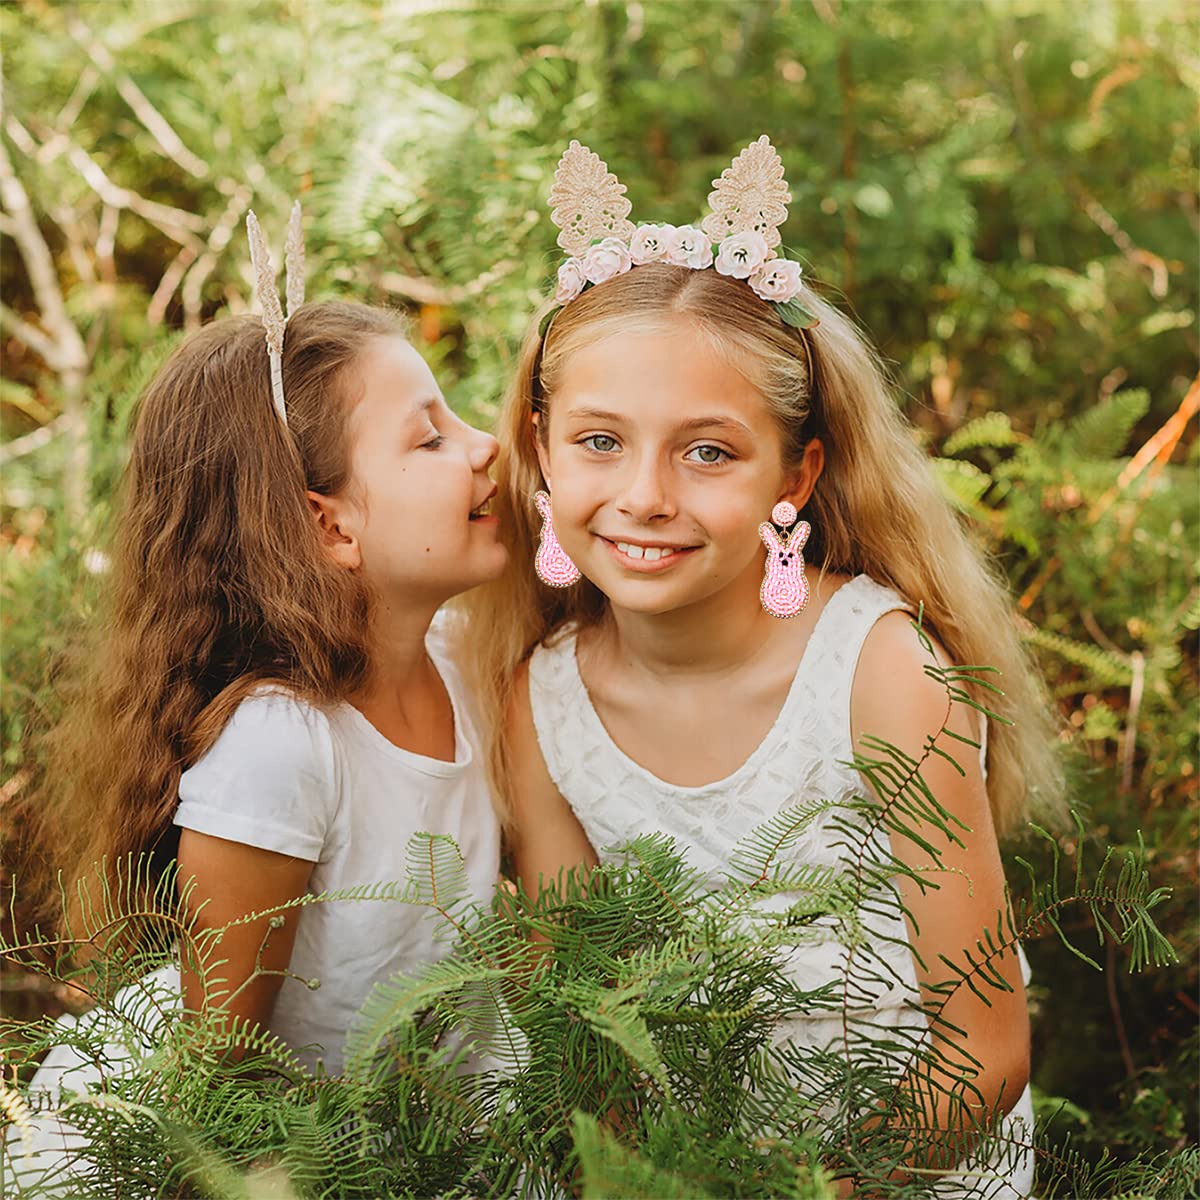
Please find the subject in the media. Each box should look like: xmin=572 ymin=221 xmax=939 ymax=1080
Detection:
xmin=615 ymin=541 xmax=676 ymax=563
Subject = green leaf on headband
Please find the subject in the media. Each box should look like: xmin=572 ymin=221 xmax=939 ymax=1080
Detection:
xmin=774 ymin=298 xmax=819 ymax=329
xmin=538 ymin=305 xmax=562 ymax=338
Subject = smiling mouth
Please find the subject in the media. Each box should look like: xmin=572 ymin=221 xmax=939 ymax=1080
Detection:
xmin=601 ymin=536 xmax=698 ymax=566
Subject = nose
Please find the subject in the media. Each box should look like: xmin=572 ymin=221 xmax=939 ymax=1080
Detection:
xmin=616 ymin=450 xmax=675 ymax=524
xmin=470 ymin=428 xmax=499 ymax=472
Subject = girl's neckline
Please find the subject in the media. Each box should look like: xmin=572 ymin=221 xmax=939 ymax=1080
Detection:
xmin=339 ymin=636 xmax=471 ymax=778
xmin=565 ymin=573 xmax=866 ymax=795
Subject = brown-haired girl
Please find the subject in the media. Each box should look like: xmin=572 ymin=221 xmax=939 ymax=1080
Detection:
xmin=464 ymin=140 xmax=1066 ymax=1196
xmin=30 ymin=293 xmax=506 ymax=1077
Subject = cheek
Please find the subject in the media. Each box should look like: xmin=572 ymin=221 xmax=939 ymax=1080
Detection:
xmin=545 ymin=453 xmax=595 ymax=510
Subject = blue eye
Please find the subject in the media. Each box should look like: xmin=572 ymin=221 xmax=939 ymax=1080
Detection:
xmin=685 ymin=444 xmax=730 ymax=465
xmin=583 ymin=434 xmax=619 ymax=454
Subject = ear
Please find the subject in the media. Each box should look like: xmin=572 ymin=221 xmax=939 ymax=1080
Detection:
xmin=531 ymin=412 xmax=552 ymax=487
xmin=781 ymin=437 xmax=825 ymax=511
xmin=792 ymin=520 xmax=811 ymax=551
xmin=759 ymin=522 xmax=781 ymax=553
xmin=306 ymin=490 xmax=361 ymax=571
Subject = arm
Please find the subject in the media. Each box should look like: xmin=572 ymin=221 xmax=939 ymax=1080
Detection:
xmin=176 ymin=830 xmax=313 ymax=1043
xmin=505 ymin=660 xmax=598 ymax=903
xmin=172 ymin=693 xmax=335 ymax=1050
xmin=848 ymin=611 xmax=1030 ymax=1171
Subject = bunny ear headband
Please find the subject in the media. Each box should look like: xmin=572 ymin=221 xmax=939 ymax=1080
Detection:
xmin=246 ymin=200 xmax=306 ymax=426
xmin=545 ymin=135 xmax=819 ymax=330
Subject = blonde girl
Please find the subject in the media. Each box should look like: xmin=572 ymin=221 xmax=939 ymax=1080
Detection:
xmin=465 ymin=140 xmax=1065 ymax=1197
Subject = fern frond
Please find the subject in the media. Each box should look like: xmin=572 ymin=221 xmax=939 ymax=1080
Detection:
xmin=1025 ymin=627 xmax=1133 ymax=686
xmin=943 ymin=412 xmax=1021 ymax=456
xmin=1066 ymin=389 xmax=1149 ymax=460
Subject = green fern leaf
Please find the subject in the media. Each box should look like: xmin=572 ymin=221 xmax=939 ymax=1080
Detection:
xmin=931 ymin=458 xmax=993 ymax=510
xmin=943 ymin=412 xmax=1020 ymax=456
xmin=1066 ymin=389 xmax=1149 ymax=461
xmin=1025 ymin=628 xmax=1133 ymax=687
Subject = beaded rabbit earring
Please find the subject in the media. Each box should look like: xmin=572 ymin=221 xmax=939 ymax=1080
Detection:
xmin=759 ymin=501 xmax=811 ymax=618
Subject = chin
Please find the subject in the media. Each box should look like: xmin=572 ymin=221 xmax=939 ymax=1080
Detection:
xmin=597 ymin=580 xmax=694 ymax=617
xmin=451 ymin=564 xmax=505 ymax=596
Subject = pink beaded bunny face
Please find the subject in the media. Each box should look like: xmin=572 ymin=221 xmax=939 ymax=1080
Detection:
xmin=758 ymin=501 xmax=811 ymax=618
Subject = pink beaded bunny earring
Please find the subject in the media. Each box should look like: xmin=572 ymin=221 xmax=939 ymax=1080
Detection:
xmin=759 ymin=501 xmax=811 ymax=618
xmin=533 ymin=490 xmax=581 ymax=587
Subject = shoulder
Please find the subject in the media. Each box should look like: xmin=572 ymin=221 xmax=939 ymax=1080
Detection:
xmin=177 ymin=690 xmax=340 ymax=862
xmin=505 ymin=657 xmax=598 ymax=882
xmin=197 ymin=689 xmax=337 ymax=779
xmin=852 ymin=609 xmax=983 ymax=764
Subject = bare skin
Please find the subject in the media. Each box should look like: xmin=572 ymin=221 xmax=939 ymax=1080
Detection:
xmin=178 ymin=336 xmax=502 ymax=1035
xmin=510 ymin=321 xmax=1029 ymax=1180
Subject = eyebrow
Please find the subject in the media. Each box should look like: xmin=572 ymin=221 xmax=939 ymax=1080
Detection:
xmin=563 ymin=407 xmax=754 ymax=438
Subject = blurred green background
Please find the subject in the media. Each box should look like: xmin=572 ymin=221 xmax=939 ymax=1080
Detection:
xmin=2 ymin=0 xmax=1196 ymax=1176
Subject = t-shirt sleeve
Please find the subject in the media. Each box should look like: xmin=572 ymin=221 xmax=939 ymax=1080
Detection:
xmin=174 ymin=691 xmax=338 ymax=862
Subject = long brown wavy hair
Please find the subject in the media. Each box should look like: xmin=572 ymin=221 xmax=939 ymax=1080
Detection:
xmin=29 ymin=301 xmax=404 ymax=940
xmin=463 ymin=264 xmax=1066 ymax=838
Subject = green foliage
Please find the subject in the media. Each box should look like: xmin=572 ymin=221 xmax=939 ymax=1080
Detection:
xmin=0 ymin=762 xmax=1187 ymax=1197
xmin=2 ymin=0 xmax=1196 ymax=1186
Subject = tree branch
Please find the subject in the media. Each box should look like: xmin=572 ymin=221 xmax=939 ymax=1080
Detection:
xmin=0 ymin=132 xmax=90 ymax=520
xmin=59 ymin=135 xmax=208 ymax=244
xmin=0 ymin=415 xmax=68 ymax=466
xmin=66 ymin=17 xmax=209 ymax=180
xmin=377 ymin=260 xmax=517 ymax=306
xmin=0 ymin=138 xmax=87 ymax=375
xmin=0 ymin=303 xmax=62 ymax=366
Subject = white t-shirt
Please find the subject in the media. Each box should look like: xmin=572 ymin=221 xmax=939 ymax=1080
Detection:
xmin=173 ymin=616 xmax=500 ymax=1075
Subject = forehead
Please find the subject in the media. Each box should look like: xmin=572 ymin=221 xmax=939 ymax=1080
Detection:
xmin=552 ymin=325 xmax=771 ymax=433
xmin=355 ymin=334 xmax=438 ymax=403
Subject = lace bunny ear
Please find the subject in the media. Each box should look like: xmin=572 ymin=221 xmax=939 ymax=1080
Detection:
xmin=548 ymin=140 xmax=635 ymax=258
xmin=246 ymin=209 xmax=288 ymax=426
xmin=246 ymin=211 xmax=285 ymax=355
xmin=701 ymin=134 xmax=791 ymax=250
xmin=284 ymin=199 xmax=305 ymax=319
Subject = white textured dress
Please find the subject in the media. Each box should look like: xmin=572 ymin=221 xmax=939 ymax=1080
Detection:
xmin=528 ymin=573 xmax=1036 ymax=1199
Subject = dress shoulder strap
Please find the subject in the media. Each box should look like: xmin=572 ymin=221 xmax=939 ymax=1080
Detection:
xmin=805 ymin=575 xmax=916 ymax=756
xmin=806 ymin=575 xmax=989 ymax=774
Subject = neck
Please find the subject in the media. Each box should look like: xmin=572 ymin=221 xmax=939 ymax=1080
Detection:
xmin=599 ymin=557 xmax=780 ymax=679
xmin=353 ymin=593 xmax=443 ymax=714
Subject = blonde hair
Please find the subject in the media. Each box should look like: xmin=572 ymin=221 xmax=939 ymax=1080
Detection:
xmin=462 ymin=264 xmax=1065 ymax=838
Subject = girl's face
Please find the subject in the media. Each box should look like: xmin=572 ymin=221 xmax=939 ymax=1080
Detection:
xmin=538 ymin=322 xmax=814 ymax=616
xmin=316 ymin=336 xmax=505 ymax=600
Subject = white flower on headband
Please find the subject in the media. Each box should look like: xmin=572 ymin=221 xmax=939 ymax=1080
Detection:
xmin=714 ymin=230 xmax=771 ymax=280
xmin=667 ymin=225 xmax=714 ymax=270
xmin=544 ymin=136 xmax=820 ymax=331
xmin=630 ymin=223 xmax=677 ymax=265
xmin=556 ymin=257 xmax=587 ymax=304
xmin=749 ymin=258 xmax=804 ymax=303
xmin=582 ymin=237 xmax=633 ymax=285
